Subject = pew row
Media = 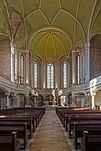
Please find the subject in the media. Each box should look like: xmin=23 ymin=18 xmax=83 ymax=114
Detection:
xmin=0 ymin=123 xmax=28 ymax=149
xmin=0 ymin=131 xmax=20 ymax=151
xmin=81 ymin=131 xmax=101 ymax=151
xmin=73 ymin=121 xmax=101 ymax=149
xmin=68 ymin=115 xmax=101 ymax=138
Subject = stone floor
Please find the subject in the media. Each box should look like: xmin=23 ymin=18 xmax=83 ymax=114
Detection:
xmin=26 ymin=108 xmax=73 ymax=151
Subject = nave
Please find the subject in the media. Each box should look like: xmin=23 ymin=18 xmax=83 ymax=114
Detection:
xmin=26 ymin=108 xmax=72 ymax=151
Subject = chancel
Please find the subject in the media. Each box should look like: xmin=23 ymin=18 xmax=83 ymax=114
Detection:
xmin=0 ymin=0 xmax=101 ymax=151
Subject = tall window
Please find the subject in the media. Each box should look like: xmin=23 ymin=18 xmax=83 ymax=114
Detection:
xmin=47 ymin=63 xmax=54 ymax=88
xmin=77 ymin=54 xmax=80 ymax=84
xmin=15 ymin=51 xmax=17 ymax=83
xmin=20 ymin=54 xmax=24 ymax=84
xmin=11 ymin=45 xmax=15 ymax=82
xmin=34 ymin=62 xmax=38 ymax=88
xmin=63 ymin=62 xmax=67 ymax=88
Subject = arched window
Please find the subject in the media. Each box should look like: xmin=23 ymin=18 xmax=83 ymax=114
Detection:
xmin=47 ymin=63 xmax=54 ymax=88
xmin=34 ymin=62 xmax=38 ymax=88
xmin=63 ymin=62 xmax=67 ymax=88
xmin=15 ymin=51 xmax=17 ymax=83
xmin=20 ymin=54 xmax=24 ymax=84
xmin=77 ymin=53 xmax=80 ymax=84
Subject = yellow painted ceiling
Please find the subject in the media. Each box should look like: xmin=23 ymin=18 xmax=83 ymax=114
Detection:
xmin=0 ymin=0 xmax=101 ymax=61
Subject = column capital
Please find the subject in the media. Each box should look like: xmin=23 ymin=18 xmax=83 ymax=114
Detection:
xmin=91 ymin=92 xmax=96 ymax=96
xmin=85 ymin=41 xmax=90 ymax=48
xmin=30 ymin=58 xmax=36 ymax=62
xmin=5 ymin=92 xmax=10 ymax=96
xmin=10 ymin=40 xmax=16 ymax=48
xmin=23 ymin=50 xmax=29 ymax=54
xmin=72 ymin=50 xmax=76 ymax=53
xmin=66 ymin=57 xmax=71 ymax=63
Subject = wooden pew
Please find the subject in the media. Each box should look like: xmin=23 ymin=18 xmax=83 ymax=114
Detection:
xmin=81 ymin=131 xmax=101 ymax=151
xmin=0 ymin=117 xmax=33 ymax=138
xmin=0 ymin=123 xmax=28 ymax=149
xmin=56 ymin=107 xmax=101 ymax=127
xmin=65 ymin=112 xmax=101 ymax=130
xmin=0 ymin=131 xmax=20 ymax=151
xmin=55 ymin=107 xmax=90 ymax=117
xmin=73 ymin=121 xmax=101 ymax=149
xmin=0 ymin=107 xmax=45 ymax=132
xmin=68 ymin=115 xmax=101 ymax=138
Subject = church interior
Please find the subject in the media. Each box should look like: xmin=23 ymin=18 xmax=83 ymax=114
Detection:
xmin=0 ymin=0 xmax=101 ymax=151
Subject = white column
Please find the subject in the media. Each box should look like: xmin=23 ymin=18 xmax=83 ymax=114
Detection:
xmin=34 ymin=97 xmax=37 ymax=107
xmin=57 ymin=62 xmax=60 ymax=88
xmin=42 ymin=62 xmax=46 ymax=88
xmin=72 ymin=51 xmax=76 ymax=84
xmin=79 ymin=52 xmax=83 ymax=84
xmin=25 ymin=94 xmax=29 ymax=107
xmin=16 ymin=95 xmax=20 ymax=107
xmin=72 ymin=94 xmax=76 ymax=107
xmin=92 ymin=93 xmax=96 ymax=109
xmin=18 ymin=51 xmax=21 ymax=84
xmin=30 ymin=59 xmax=34 ymax=87
xmin=82 ymin=50 xmax=85 ymax=83
xmin=25 ymin=50 xmax=29 ymax=85
xmin=55 ymin=62 xmax=59 ymax=88
xmin=84 ymin=42 xmax=90 ymax=82
xmin=10 ymin=42 xmax=15 ymax=83
xmin=15 ymin=50 xmax=18 ymax=83
xmin=6 ymin=94 xmax=10 ymax=109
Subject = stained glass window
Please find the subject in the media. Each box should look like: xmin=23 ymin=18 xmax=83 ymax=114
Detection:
xmin=63 ymin=62 xmax=67 ymax=88
xmin=15 ymin=51 xmax=17 ymax=83
xmin=34 ymin=62 xmax=38 ymax=88
xmin=47 ymin=63 xmax=54 ymax=88
xmin=77 ymin=54 xmax=80 ymax=84
xmin=20 ymin=54 xmax=24 ymax=84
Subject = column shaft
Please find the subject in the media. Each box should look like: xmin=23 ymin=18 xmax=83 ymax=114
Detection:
xmin=25 ymin=51 xmax=29 ymax=84
xmin=72 ymin=51 xmax=76 ymax=84
xmin=84 ymin=42 xmax=90 ymax=82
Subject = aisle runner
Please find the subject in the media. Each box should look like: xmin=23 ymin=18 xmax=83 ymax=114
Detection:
xmin=28 ymin=110 xmax=72 ymax=151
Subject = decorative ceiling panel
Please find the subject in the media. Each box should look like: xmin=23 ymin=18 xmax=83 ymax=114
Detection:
xmin=52 ymin=10 xmax=75 ymax=40
xmin=91 ymin=9 xmax=101 ymax=36
xmin=26 ymin=10 xmax=48 ymax=31
xmin=0 ymin=0 xmax=100 ymax=62
xmin=41 ymin=0 xmax=60 ymax=24
xmin=74 ymin=24 xmax=85 ymax=47
xmin=32 ymin=34 xmax=48 ymax=59
xmin=9 ymin=0 xmax=22 ymax=13
xmin=77 ymin=0 xmax=95 ymax=36
xmin=61 ymin=0 xmax=78 ymax=17
xmin=22 ymin=0 xmax=40 ymax=15
xmin=30 ymin=28 xmax=70 ymax=61
xmin=0 ymin=9 xmax=6 ymax=29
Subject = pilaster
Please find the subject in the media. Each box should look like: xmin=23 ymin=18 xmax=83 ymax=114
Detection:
xmin=72 ymin=50 xmax=76 ymax=84
xmin=25 ymin=50 xmax=29 ymax=85
xmin=84 ymin=41 xmax=90 ymax=82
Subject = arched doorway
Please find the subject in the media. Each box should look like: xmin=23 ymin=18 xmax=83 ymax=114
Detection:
xmin=0 ymin=87 xmax=8 ymax=109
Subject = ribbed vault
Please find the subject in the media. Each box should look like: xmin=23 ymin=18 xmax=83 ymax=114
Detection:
xmin=0 ymin=0 xmax=101 ymax=61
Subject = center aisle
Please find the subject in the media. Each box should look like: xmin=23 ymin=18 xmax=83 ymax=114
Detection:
xmin=27 ymin=108 xmax=72 ymax=151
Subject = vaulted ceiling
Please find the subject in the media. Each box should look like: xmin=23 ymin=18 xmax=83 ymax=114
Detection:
xmin=0 ymin=0 xmax=101 ymax=62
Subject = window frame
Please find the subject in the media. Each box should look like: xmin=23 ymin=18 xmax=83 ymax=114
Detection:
xmin=47 ymin=63 xmax=54 ymax=89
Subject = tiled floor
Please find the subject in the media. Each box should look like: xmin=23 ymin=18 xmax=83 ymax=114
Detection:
xmin=26 ymin=109 xmax=72 ymax=151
